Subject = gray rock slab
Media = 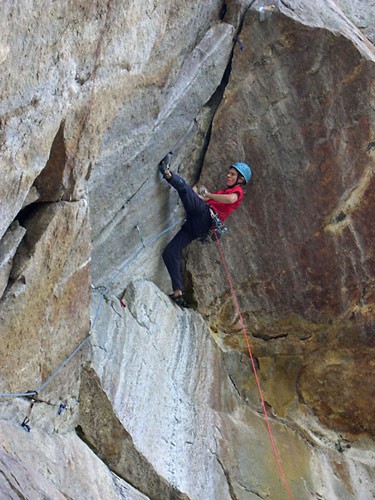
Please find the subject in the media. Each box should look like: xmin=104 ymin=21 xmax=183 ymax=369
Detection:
xmin=0 ymin=221 xmax=26 ymax=299
xmin=0 ymin=420 xmax=148 ymax=500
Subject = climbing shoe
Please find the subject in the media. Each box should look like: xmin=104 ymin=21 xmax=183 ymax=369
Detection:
xmin=169 ymin=293 xmax=189 ymax=308
xmin=158 ymin=152 xmax=173 ymax=179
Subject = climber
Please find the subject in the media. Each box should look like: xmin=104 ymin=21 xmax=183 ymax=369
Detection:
xmin=159 ymin=153 xmax=251 ymax=307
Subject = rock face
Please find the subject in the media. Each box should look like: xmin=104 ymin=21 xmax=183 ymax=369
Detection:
xmin=192 ymin=1 xmax=375 ymax=445
xmin=81 ymin=279 xmax=374 ymax=499
xmin=0 ymin=1 xmax=374 ymax=499
xmin=89 ymin=19 xmax=235 ymax=289
xmin=0 ymin=420 xmax=147 ymax=499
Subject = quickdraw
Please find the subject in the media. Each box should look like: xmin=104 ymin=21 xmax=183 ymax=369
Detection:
xmin=21 ymin=396 xmax=36 ymax=432
xmin=199 ymin=208 xmax=228 ymax=244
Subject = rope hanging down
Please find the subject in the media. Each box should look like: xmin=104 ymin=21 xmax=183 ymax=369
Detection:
xmin=213 ymin=231 xmax=294 ymax=500
xmin=0 ymin=218 xmax=183 ymax=401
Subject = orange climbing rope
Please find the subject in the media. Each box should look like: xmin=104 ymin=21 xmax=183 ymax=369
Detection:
xmin=214 ymin=232 xmax=294 ymax=500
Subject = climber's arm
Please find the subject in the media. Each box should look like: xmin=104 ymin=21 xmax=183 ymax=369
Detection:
xmin=202 ymin=191 xmax=239 ymax=204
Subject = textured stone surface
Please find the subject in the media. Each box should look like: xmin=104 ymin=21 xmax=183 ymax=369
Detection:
xmin=273 ymin=0 xmax=375 ymax=53
xmin=0 ymin=200 xmax=90 ymax=432
xmin=89 ymin=21 xmax=235 ymax=289
xmin=0 ymin=420 xmax=146 ymax=499
xmin=339 ymin=0 xmax=375 ymax=42
xmin=190 ymin=3 xmax=375 ymax=444
xmin=0 ymin=0 xmax=374 ymax=498
xmin=86 ymin=280 xmax=231 ymax=499
xmin=83 ymin=279 xmax=375 ymax=499
xmin=78 ymin=365 xmax=187 ymax=500
xmin=0 ymin=222 xmax=26 ymax=299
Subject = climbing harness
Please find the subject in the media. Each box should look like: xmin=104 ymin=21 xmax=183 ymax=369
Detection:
xmin=199 ymin=208 xmax=228 ymax=244
xmin=2 ymin=178 xmax=293 ymax=498
xmin=213 ymin=230 xmax=294 ymax=500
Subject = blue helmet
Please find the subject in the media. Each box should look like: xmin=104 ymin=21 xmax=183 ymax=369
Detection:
xmin=232 ymin=162 xmax=252 ymax=184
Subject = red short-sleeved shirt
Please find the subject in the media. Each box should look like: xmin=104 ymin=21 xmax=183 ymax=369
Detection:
xmin=206 ymin=185 xmax=244 ymax=221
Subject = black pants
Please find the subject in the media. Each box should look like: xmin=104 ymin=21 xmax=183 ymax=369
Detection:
xmin=162 ymin=173 xmax=212 ymax=291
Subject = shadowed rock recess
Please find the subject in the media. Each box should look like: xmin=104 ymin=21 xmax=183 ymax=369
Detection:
xmin=0 ymin=1 xmax=374 ymax=499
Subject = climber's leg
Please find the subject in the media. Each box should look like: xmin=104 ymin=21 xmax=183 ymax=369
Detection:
xmin=162 ymin=227 xmax=193 ymax=293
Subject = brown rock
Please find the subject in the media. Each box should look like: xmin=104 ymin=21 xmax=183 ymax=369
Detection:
xmin=191 ymin=9 xmax=375 ymax=439
xmin=0 ymin=201 xmax=90 ymax=402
